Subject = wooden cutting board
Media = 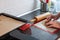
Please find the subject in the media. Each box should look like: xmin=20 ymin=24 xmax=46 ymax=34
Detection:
xmin=0 ymin=15 xmax=25 ymax=37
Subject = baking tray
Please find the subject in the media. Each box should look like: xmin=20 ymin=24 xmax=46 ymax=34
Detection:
xmin=18 ymin=9 xmax=58 ymax=40
xmin=0 ymin=13 xmax=28 ymax=22
xmin=0 ymin=13 xmax=26 ymax=38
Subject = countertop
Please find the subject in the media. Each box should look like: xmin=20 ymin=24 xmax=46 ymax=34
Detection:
xmin=10 ymin=9 xmax=60 ymax=40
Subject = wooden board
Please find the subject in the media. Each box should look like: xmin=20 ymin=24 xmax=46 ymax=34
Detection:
xmin=0 ymin=15 xmax=25 ymax=36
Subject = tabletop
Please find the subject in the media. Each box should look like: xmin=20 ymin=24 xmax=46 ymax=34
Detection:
xmin=12 ymin=9 xmax=60 ymax=40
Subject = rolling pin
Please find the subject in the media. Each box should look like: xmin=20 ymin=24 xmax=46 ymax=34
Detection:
xmin=30 ymin=12 xmax=51 ymax=23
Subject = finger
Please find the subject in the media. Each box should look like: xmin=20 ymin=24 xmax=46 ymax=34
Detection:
xmin=46 ymin=16 xmax=52 ymax=22
xmin=45 ymin=19 xmax=51 ymax=23
xmin=45 ymin=19 xmax=49 ymax=23
xmin=54 ymin=18 xmax=58 ymax=20
xmin=47 ymin=14 xmax=52 ymax=19
xmin=45 ymin=22 xmax=51 ymax=26
xmin=45 ymin=22 xmax=52 ymax=26
xmin=46 ymin=16 xmax=51 ymax=20
xmin=47 ymin=25 xmax=53 ymax=28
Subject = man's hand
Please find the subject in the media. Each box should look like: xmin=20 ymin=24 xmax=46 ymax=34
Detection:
xmin=45 ymin=21 xmax=60 ymax=29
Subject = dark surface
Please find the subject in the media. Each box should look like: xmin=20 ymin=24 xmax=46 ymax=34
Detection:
xmin=10 ymin=29 xmax=38 ymax=40
xmin=0 ymin=33 xmax=19 ymax=40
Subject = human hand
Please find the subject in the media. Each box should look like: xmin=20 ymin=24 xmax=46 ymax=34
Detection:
xmin=45 ymin=20 xmax=60 ymax=29
xmin=46 ymin=14 xmax=59 ymax=22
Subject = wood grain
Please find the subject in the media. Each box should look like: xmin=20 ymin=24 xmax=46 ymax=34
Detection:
xmin=0 ymin=15 xmax=25 ymax=36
